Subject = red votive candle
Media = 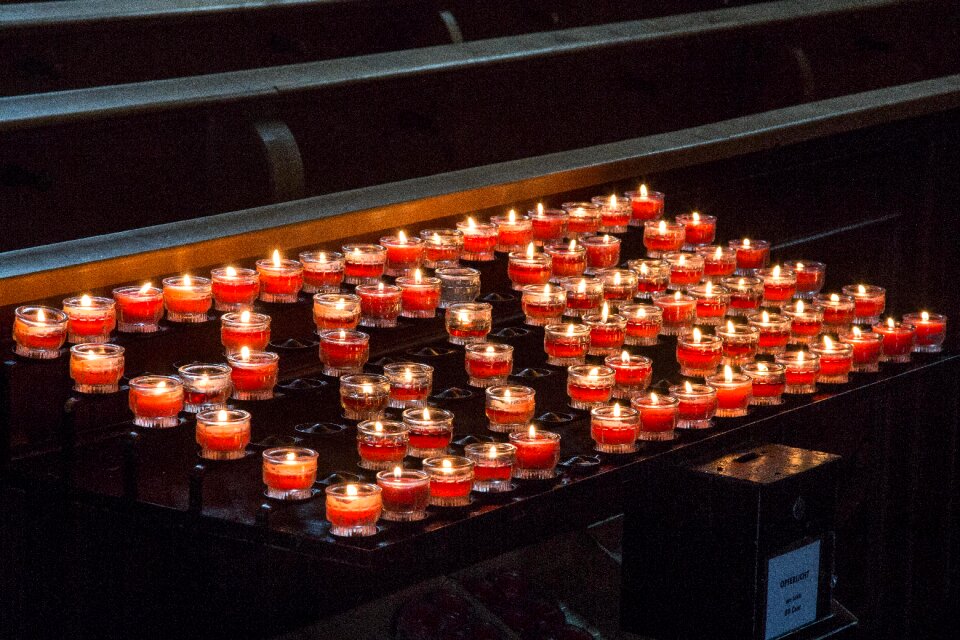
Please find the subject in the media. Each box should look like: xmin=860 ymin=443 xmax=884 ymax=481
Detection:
xmin=342 ymin=375 xmax=391 ymax=422
xmin=621 ymin=304 xmax=663 ymax=346
xmin=591 ymin=403 xmax=640 ymax=453
xmin=544 ymin=323 xmax=591 ymax=366
xmin=593 ymin=194 xmax=632 ymax=233
xmin=631 ymin=392 xmax=679 ymax=442
xmin=70 ymin=343 xmax=124 ymax=394
xmin=676 ymin=328 xmax=723 ymax=377
xmin=653 ymin=291 xmax=697 ymax=336
xmin=624 ymin=185 xmax=665 ymax=225
xmin=401 ymin=406 xmax=453 ymax=458
xmin=741 ymin=362 xmax=787 ymax=405
xmin=13 ymin=305 xmax=68 ymax=359
xmin=509 ymin=427 xmax=561 ymax=480
xmin=396 ymin=270 xmax=442 ymax=318
xmin=664 ymin=252 xmax=705 ymax=290
xmin=842 ymin=284 xmax=886 ymax=325
xmin=357 ymin=282 xmax=402 ymax=328
xmin=809 ymin=336 xmax=854 ymax=384
xmin=815 ymin=293 xmax=857 ymax=333
xmin=871 ymin=318 xmax=916 ymax=363
xmin=445 ymin=302 xmax=492 ymax=345
xmin=839 ymin=326 xmax=884 ymax=372
xmin=521 ymin=284 xmax=566 ymax=326
xmin=605 ymin=351 xmax=653 ymax=399
xmin=783 ymin=260 xmax=826 ymax=299
xmin=508 ymin=244 xmax=553 ymax=290
xmin=299 ymin=250 xmax=345 ymax=294
xmin=563 ymin=202 xmax=602 ymax=237
xmin=529 ymin=205 xmax=569 ymax=245
xmin=384 ymin=362 xmax=434 ymax=408
xmin=669 ymin=382 xmax=718 ymax=429
xmin=465 ymin=443 xmax=517 ymax=493
xmin=644 ymin=220 xmax=685 ymax=258
xmin=775 ymin=350 xmax=820 ymax=394
xmin=705 ymin=366 xmax=752 ymax=417
xmin=319 ymin=329 xmax=369 ymax=377
xmin=161 ymin=275 xmax=212 ymax=323
xmin=113 ymin=283 xmax=163 ymax=333
xmin=357 ymin=420 xmax=409 ymax=469
xmin=313 ymin=293 xmax=361 ymax=331
xmin=728 ymin=238 xmax=770 ymax=275
xmin=716 ymin=320 xmax=760 ymax=365
xmin=903 ymin=311 xmax=947 ymax=353
xmin=342 ymin=244 xmax=387 ymax=284
xmin=465 ymin=342 xmax=514 ymax=387
xmin=196 ymin=409 xmax=251 ymax=461
xmin=675 ymin=212 xmax=717 ymax=249
xmin=457 ymin=218 xmax=498 ymax=262
xmin=566 ymin=364 xmax=616 ymax=409
xmin=782 ymin=300 xmax=824 ymax=345
xmin=63 ymin=295 xmax=116 ymax=344
xmin=256 ymin=251 xmax=303 ymax=303
xmin=758 ymin=266 xmax=797 ymax=308
xmin=220 ymin=310 xmax=271 ymax=354
xmin=210 ymin=266 xmax=259 ymax=311
xmin=584 ymin=304 xmax=627 ymax=356
xmin=722 ymin=276 xmax=763 ymax=316
xmin=227 ymin=348 xmax=279 ymax=400
xmin=178 ymin=363 xmax=232 ymax=412
xmin=583 ymin=235 xmax=621 ymax=274
xmin=423 ymin=456 xmax=475 ymax=506
xmin=545 ymin=240 xmax=587 ymax=281
xmin=376 ymin=468 xmax=430 ymax=522
xmin=128 ymin=375 xmax=184 ymax=428
xmin=687 ymin=282 xmax=730 ymax=325
xmin=748 ymin=311 xmax=792 ymax=355
xmin=263 ymin=447 xmax=318 ymax=501
xmin=559 ymin=276 xmax=603 ymax=317
xmin=420 ymin=228 xmax=464 ymax=268
xmin=380 ymin=231 xmax=424 ymax=277
xmin=628 ymin=258 xmax=671 ymax=300
xmin=325 ymin=482 xmax=381 ymax=536
xmin=599 ymin=268 xmax=638 ymax=305
xmin=485 ymin=385 xmax=536 ymax=432
xmin=697 ymin=245 xmax=738 ymax=281
xmin=491 ymin=210 xmax=534 ymax=253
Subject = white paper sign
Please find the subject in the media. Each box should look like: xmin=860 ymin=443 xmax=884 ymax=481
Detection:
xmin=764 ymin=539 xmax=821 ymax=639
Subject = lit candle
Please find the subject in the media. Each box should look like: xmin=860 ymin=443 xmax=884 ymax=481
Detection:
xmin=782 ymin=299 xmax=824 ymax=345
xmin=741 ymin=361 xmax=786 ymax=405
xmin=509 ymin=426 xmax=561 ymax=480
xmin=491 ymin=209 xmax=534 ymax=253
xmin=676 ymin=327 xmax=723 ymax=377
xmin=420 ymin=228 xmax=464 ymax=268
xmin=620 ymin=303 xmax=663 ymax=346
xmin=591 ymin=403 xmax=640 ymax=453
xmin=871 ymin=317 xmax=916 ymax=363
xmin=562 ymin=202 xmax=602 ymax=237
xmin=196 ymin=408 xmax=251 ymax=460
xmin=599 ymin=268 xmax=639 ymax=305
xmin=113 ymin=282 xmax=163 ymax=333
xmin=384 ymin=363 xmax=434 ymax=408
xmin=69 ymin=343 xmax=124 ymax=394
xmin=605 ymin=350 xmax=653 ymax=399
xmin=62 ymin=294 xmax=116 ymax=344
xmin=396 ymin=269 xmax=442 ymax=318
xmin=529 ymin=203 xmax=569 ymax=245
xmin=566 ymin=364 xmax=616 ymax=409
xmin=643 ymin=220 xmax=685 ymax=258
xmin=593 ymin=193 xmax=632 ymax=233
xmin=628 ymin=258 xmax=671 ymax=300
xmin=210 ymin=266 xmax=259 ymax=311
xmin=748 ymin=310 xmax=792 ymax=355
xmin=545 ymin=239 xmax=587 ymax=281
xmin=583 ymin=302 xmax=627 ymax=356
xmin=177 ymin=363 xmax=232 ymax=412
xmin=312 ymin=293 xmax=361 ymax=331
xmin=262 ymin=447 xmax=318 ymax=501
xmin=507 ymin=242 xmax=552 ymax=290
xmin=839 ymin=326 xmax=884 ymax=372
xmin=675 ymin=211 xmax=717 ymax=249
xmin=162 ymin=274 xmax=212 ymax=323
xmin=444 ymin=302 xmax=492 ymax=345
xmin=774 ymin=350 xmax=820 ymax=394
xmin=376 ymin=467 xmax=430 ymax=522
xmin=631 ymin=392 xmax=679 ymax=442
xmin=558 ymin=276 xmax=603 ymax=317
xmin=664 ymin=252 xmax=705 ymax=290
xmin=220 ymin=310 xmax=271 ymax=354
xmin=582 ymin=234 xmax=621 ymax=274
xmin=652 ymin=291 xmax=697 ymax=336
xmin=380 ymin=230 xmax=424 ymax=277
xmin=341 ymin=375 xmax=391 ymax=421
xmin=325 ymin=482 xmax=382 ymax=536
xmin=299 ymin=250 xmax=345 ymax=294
xmin=318 ymin=329 xmax=369 ymax=377
xmin=728 ymin=238 xmax=770 ymax=275
xmin=521 ymin=283 xmax=566 ymax=326
xmin=436 ymin=267 xmax=481 ymax=308
xmin=423 ymin=456 xmax=475 ymax=507
xmin=128 ymin=375 xmax=184 ymax=428
xmin=485 ymin=385 xmax=536 ymax=432
xmin=842 ymin=284 xmax=886 ymax=325
xmin=902 ymin=311 xmax=947 ymax=353
xmin=356 ymin=282 xmax=403 ymax=328
xmin=668 ymin=381 xmax=718 ymax=429
xmin=401 ymin=406 xmax=454 ymax=457
xmin=456 ymin=217 xmax=498 ymax=262
xmin=341 ymin=243 xmax=387 ymax=285
xmin=721 ymin=276 xmax=764 ymax=316
xmin=686 ymin=281 xmax=730 ymax=325
xmin=758 ymin=265 xmax=797 ymax=308
xmin=697 ymin=245 xmax=738 ymax=281
xmin=625 ymin=184 xmax=665 ymax=225
xmin=809 ymin=336 xmax=854 ymax=384
xmin=356 ymin=420 xmax=409 ymax=469
xmin=464 ymin=342 xmax=514 ymax=387
xmin=465 ymin=443 xmax=517 ymax=493
xmin=715 ymin=320 xmax=760 ymax=365
xmin=255 ymin=250 xmax=303 ymax=303
xmin=543 ymin=322 xmax=591 ymax=366
xmin=12 ymin=305 xmax=68 ymax=359
xmin=705 ymin=365 xmax=752 ymax=417
xmin=783 ymin=260 xmax=826 ymax=299
xmin=227 ymin=347 xmax=280 ymax=400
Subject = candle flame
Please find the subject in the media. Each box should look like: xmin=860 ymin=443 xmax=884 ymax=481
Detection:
xmin=727 ymin=320 xmax=735 ymax=332
xmin=796 ymin=300 xmax=805 ymax=313
xmin=823 ymin=336 xmax=834 ymax=348
xmin=431 ymin=232 xmax=440 ymax=244
xmin=508 ymin=209 xmax=517 ymax=223
xmin=691 ymin=211 xmax=700 ymax=223
xmin=393 ymin=466 xmax=402 ymax=478
xmin=853 ymin=326 xmax=862 ymax=338
xmin=714 ymin=246 xmax=723 ymax=259
xmin=858 ymin=285 xmax=866 ymax=295
xmin=374 ymin=421 xmax=383 ymax=432
xmin=589 ymin=367 xmax=599 ymax=378
xmin=566 ymin=324 xmax=575 ymax=336
xmin=613 ymin=403 xmax=621 ymax=417
xmin=528 ymin=424 xmax=536 ymax=438
xmin=609 ymin=194 xmax=618 ymax=208
xmin=636 ymin=307 xmax=646 ymax=318
xmin=537 ymin=202 xmax=544 ymax=216
xmin=488 ymin=444 xmax=498 ymax=459
xmin=621 ymin=350 xmax=630 ymax=363
xmin=352 ymin=247 xmax=361 ymax=258
xmin=363 ymin=384 xmax=374 ymax=395
xmin=650 ymin=392 xmax=658 ymax=402
xmin=613 ymin=271 xmax=621 ymax=286
xmin=422 ymin=407 xmax=431 ymax=420
xmin=674 ymin=291 xmax=682 ymax=301
xmin=139 ymin=282 xmax=152 ymax=295
xmin=577 ymin=278 xmax=587 ymax=294
xmin=922 ymin=311 xmax=930 ymax=322
xmin=377 ymin=282 xmax=384 ymax=292
xmin=338 ymin=329 xmax=346 ymax=339
xmin=486 ymin=345 xmax=495 ymax=354
xmin=796 ymin=262 xmax=804 ymax=270
xmin=37 ymin=307 xmax=46 ymax=321
xmin=526 ymin=242 xmax=535 ymax=259
xmin=240 ymin=346 xmax=250 ymax=361
xmin=601 ymin=302 xmax=609 ymax=322
xmin=80 ymin=294 xmax=92 ymax=306
xmin=346 ymin=484 xmax=358 ymax=496
xmin=692 ymin=328 xmax=702 ymax=343
xmin=758 ymin=362 xmax=768 ymax=372
xmin=458 ymin=310 xmax=468 ymax=324
xmin=398 ymin=230 xmax=407 ymax=243
xmin=467 ymin=216 xmax=476 ymax=229
xmin=639 ymin=262 xmax=649 ymax=275
xmin=183 ymin=274 xmax=192 ymax=286
xmin=318 ymin=252 xmax=326 ymax=262
xmin=568 ymin=239 xmax=577 ymax=251
xmin=335 ymin=298 xmax=345 ymax=310
xmin=442 ymin=459 xmax=452 ymax=470
xmin=677 ymin=254 xmax=686 ymax=267
xmin=272 ymin=249 xmax=281 ymax=267
xmin=685 ymin=381 xmax=693 ymax=393
xmin=217 ymin=409 xmax=228 ymax=422
xmin=724 ymin=365 xmax=734 ymax=382
xmin=504 ymin=388 xmax=511 ymax=399
xmin=797 ymin=351 xmax=805 ymax=363
xmin=285 ymin=452 xmax=296 ymax=462
xmin=705 ymin=281 xmax=712 ymax=296
xmin=830 ymin=293 xmax=840 ymax=303
xmin=887 ymin=317 xmax=895 ymax=329
xmin=404 ymin=368 xmax=413 ymax=383
xmin=639 ymin=184 xmax=648 ymax=197
xmin=544 ymin=283 xmax=551 ymax=294
xmin=240 ymin=310 xmax=251 ymax=323
xmin=414 ymin=268 xmax=422 ymax=284
xmin=761 ymin=311 xmax=770 ymax=323
xmin=743 ymin=238 xmax=751 ymax=247
xmin=226 ymin=266 xmax=237 ymax=277
xmin=658 ymin=220 xmax=667 ymax=233
xmin=772 ymin=265 xmax=781 ymax=278
xmin=738 ymin=278 xmax=745 ymax=287
xmin=157 ymin=380 xmax=167 ymax=389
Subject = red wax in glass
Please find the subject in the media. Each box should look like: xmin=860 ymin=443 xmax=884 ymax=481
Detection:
xmin=322 ymin=340 xmax=367 ymax=367
xmin=695 ymin=299 xmax=727 ymax=318
xmin=704 ymin=260 xmax=736 ymax=278
xmin=429 ymin=478 xmax=472 ymax=499
xmin=425 ymin=245 xmax=460 ymax=263
xmin=854 ymin=298 xmax=885 ymax=318
xmin=221 ymin=327 xmax=270 ymax=352
xmin=343 ymin=261 xmax=385 ymax=279
xmin=567 ymin=384 xmax=612 ymax=403
xmin=626 ymin=318 xmax=660 ymax=339
xmin=507 ymin=262 xmax=551 ymax=285
xmin=260 ymin=273 xmax=302 ymax=295
xmin=639 ymin=406 xmax=676 ymax=432
xmin=874 ymin=328 xmax=914 ymax=356
xmin=585 ymin=245 xmax=619 ymax=270
xmin=342 ymin=395 xmax=386 ymax=414
xmin=230 ymin=364 xmax=278 ymax=391
xmin=795 ymin=270 xmax=820 ymax=289
xmin=408 ymin=431 xmax=452 ymax=450
xmin=818 ymin=354 xmax=852 ymax=376
xmin=498 ymin=228 xmax=533 ymax=248
xmin=212 ymin=280 xmax=258 ymax=304
xmin=164 ymin=291 xmax=211 ymax=314
xmin=390 ymin=384 xmax=430 ymax=402
xmin=263 ymin=467 xmax=314 ymax=491
xmin=669 ymin=267 xmax=701 ymax=286
xmin=14 ymin=325 xmax=65 ymax=349
xmin=303 ymin=269 xmax=343 ymax=289
xmin=637 ymin=280 xmax=668 ymax=295
xmin=514 ymin=440 xmax=560 ymax=468
xmin=610 ymin=363 xmax=652 ymax=386
xmin=677 ymin=345 xmax=722 ymax=370
xmin=763 ymin=283 xmax=796 ymax=302
xmin=589 ymin=325 xmax=625 ymax=348
xmin=360 ymin=291 xmax=401 ymax=316
xmin=358 ymin=441 xmax=407 ymax=463
xmin=523 ymin=300 xmax=566 ymax=319
xmin=197 ymin=429 xmax=249 ymax=452
xmin=822 ymin=307 xmax=855 ymax=325
xmin=474 ymin=464 xmax=512 ymax=481
xmin=591 ymin=422 xmax=637 ymax=445
xmin=632 ymin=198 xmax=662 ymax=220
xmin=129 ymin=390 xmax=182 ymax=418
xmin=645 ymin=235 xmax=683 ymax=253
xmin=380 ymin=482 xmax=429 ymax=511
xmin=400 ymin=287 xmax=440 ymax=311
xmin=722 ymin=342 xmax=756 ymax=360
xmin=914 ymin=321 xmax=946 ymax=346
xmin=327 ymin=503 xmax=380 ymax=526
xmin=566 ymin=292 xmax=601 ymax=310
xmin=68 ymin=316 xmax=112 ymax=337
xmin=463 ymin=234 xmax=496 ymax=254
xmin=465 ymin=357 xmax=511 ymax=378
xmin=791 ymin=319 xmax=823 ymax=337
xmin=486 ymin=405 xmax=535 ymax=424
xmin=70 ymin=362 xmax=122 ymax=386
xmin=677 ymin=396 xmax=717 ymax=421
xmin=568 ymin=216 xmax=600 ymax=235
xmin=735 ymin=247 xmax=769 ymax=270
xmin=550 ymin=254 xmax=587 ymax=277
xmin=532 ymin=217 xmax=566 ymax=240
xmin=682 ymin=221 xmax=715 ymax=245
xmin=785 ymin=370 xmax=817 ymax=386
xmin=117 ymin=297 xmax=163 ymax=323
xmin=849 ymin=339 xmax=882 ymax=364
xmin=185 ymin=388 xmax=228 ymax=407
xmin=545 ymin=339 xmax=588 ymax=359
xmin=714 ymin=386 xmax=750 ymax=411
xmin=449 ymin=326 xmax=490 ymax=341
xmin=758 ymin=330 xmax=790 ymax=349
xmin=658 ymin=301 xmax=695 ymax=323
xmin=730 ymin=294 xmax=760 ymax=310
xmin=752 ymin=381 xmax=786 ymax=398
xmin=385 ymin=243 xmax=422 ymax=265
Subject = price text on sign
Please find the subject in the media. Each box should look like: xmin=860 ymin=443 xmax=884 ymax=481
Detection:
xmin=764 ymin=539 xmax=821 ymax=639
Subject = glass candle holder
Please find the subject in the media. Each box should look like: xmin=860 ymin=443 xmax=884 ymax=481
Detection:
xmin=582 ymin=235 xmax=621 ymax=274
xmin=783 ymin=260 xmax=826 ymax=299
xmin=356 ymin=420 xmax=409 ymax=469
xmin=465 ymin=342 xmax=514 ymax=387
xmin=686 ymin=282 xmax=730 ymax=325
xmin=728 ymin=239 xmax=770 ymax=275
xmin=63 ymin=295 xmax=116 ymax=344
xmin=842 ymin=284 xmax=886 ymax=325
xmin=591 ymin=403 xmax=640 ymax=453
xmin=262 ymin=447 xmax=318 ymax=501
xmin=697 ymin=245 xmax=738 ymax=281
xmin=420 ymin=228 xmax=464 ymax=268
xmin=675 ymin=212 xmax=717 ymax=249
xmin=721 ymin=276 xmax=763 ymax=316
xmin=624 ymin=186 xmax=665 ymax=225
xmin=342 ymin=375 xmax=391 ymax=421
xmin=664 ymin=252 xmax=704 ymax=290
xmin=621 ymin=304 xmax=663 ymax=346
xmin=128 ymin=375 xmax=184 ymax=428
xmin=210 ymin=267 xmax=260 ymax=311
xmin=255 ymin=254 xmax=303 ymax=303
xmin=903 ymin=312 xmax=947 ymax=353
xmin=599 ymin=268 xmax=638 ymax=305
xmin=384 ymin=362 xmax=434 ymax=408
xmin=562 ymin=202 xmax=602 ymax=237
xmin=423 ymin=456 xmax=475 ymax=506
xmin=652 ymin=291 xmax=697 ymax=336
xmin=485 ymin=385 xmax=536 ymax=432
xmin=628 ymin=259 xmax=670 ymax=300
xmin=396 ymin=271 xmax=442 ymax=318
xmin=325 ymin=483 xmax=382 ymax=536
xmin=643 ymin=220 xmax=685 ymax=258
xmin=196 ymin=409 xmax=251 ymax=460
xmin=465 ymin=443 xmax=517 ymax=493
xmin=491 ymin=212 xmax=533 ymax=253
xmin=521 ymin=284 xmax=566 ymax=326
xmin=376 ymin=468 xmax=430 ymax=522
xmin=529 ymin=206 xmax=569 ymax=245
xmin=456 ymin=219 xmax=498 ymax=261
xmin=313 ymin=293 xmax=361 ymax=332
xmin=436 ymin=267 xmax=481 ymax=308
xmin=559 ymin=276 xmax=603 ymax=317
xmin=70 ymin=343 xmax=124 ymax=394
xmin=12 ymin=306 xmax=68 ymax=359
xmin=445 ymin=302 xmax=492 ymax=345
xmin=593 ymin=194 xmax=632 ymax=233
xmin=162 ymin=275 xmax=212 ymax=323
xmin=716 ymin=321 xmax=760 ymax=365
xmin=544 ymin=323 xmax=590 ymax=366
xmin=402 ymin=406 xmax=454 ymax=457
xmin=782 ymin=300 xmax=824 ymax=345
xmin=741 ymin=362 xmax=787 ymax=405
xmin=676 ymin=329 xmax=723 ymax=377
xmin=583 ymin=307 xmax=627 ymax=356
xmin=872 ymin=319 xmax=916 ymax=363
xmin=774 ymin=351 xmax=821 ymax=394
xmin=357 ymin=283 xmax=402 ymax=328
xmin=178 ymin=363 xmax=232 ymax=412
xmin=545 ymin=240 xmax=587 ymax=281
xmin=631 ymin=392 xmax=678 ymax=441
xmin=509 ymin=427 xmax=561 ymax=479
xmin=815 ymin=293 xmax=857 ymax=333
xmin=566 ymin=364 xmax=616 ymax=409
xmin=705 ymin=368 xmax=752 ymax=417
xmin=507 ymin=246 xmax=552 ymax=290
xmin=605 ymin=351 xmax=653 ymax=399
xmin=839 ymin=327 xmax=883 ymax=372
xmin=319 ymin=329 xmax=369 ymax=377
xmin=113 ymin=284 xmax=163 ymax=333
xmin=221 ymin=311 xmax=271 ymax=354
xmin=758 ymin=266 xmax=797 ymax=308
xmin=809 ymin=337 xmax=854 ymax=384
xmin=748 ymin=311 xmax=792 ymax=355
xmin=299 ymin=250 xmax=345 ymax=294
xmin=227 ymin=349 xmax=279 ymax=400
xmin=380 ymin=232 xmax=424 ymax=276
xmin=342 ymin=244 xmax=387 ymax=284
xmin=669 ymin=382 xmax=718 ymax=429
